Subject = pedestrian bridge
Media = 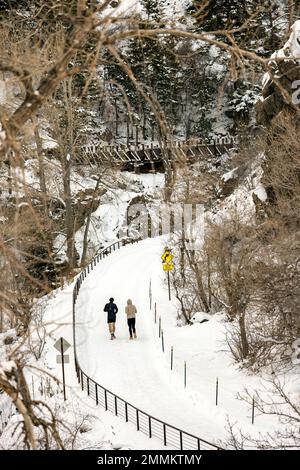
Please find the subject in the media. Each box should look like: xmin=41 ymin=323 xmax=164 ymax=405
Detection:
xmin=79 ymin=136 xmax=237 ymax=170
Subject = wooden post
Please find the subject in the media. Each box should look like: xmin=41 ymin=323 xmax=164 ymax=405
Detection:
xmin=215 ymin=377 xmax=219 ymax=406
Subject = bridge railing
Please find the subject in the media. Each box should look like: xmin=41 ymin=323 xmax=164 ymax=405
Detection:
xmin=72 ymin=238 xmax=223 ymax=450
xmin=79 ymin=136 xmax=238 ymax=162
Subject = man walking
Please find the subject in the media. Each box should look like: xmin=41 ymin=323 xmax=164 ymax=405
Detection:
xmin=104 ymin=297 xmax=118 ymax=340
xmin=125 ymin=299 xmax=137 ymax=340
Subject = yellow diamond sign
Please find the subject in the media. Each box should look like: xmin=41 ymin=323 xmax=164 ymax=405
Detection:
xmin=161 ymin=250 xmax=173 ymax=264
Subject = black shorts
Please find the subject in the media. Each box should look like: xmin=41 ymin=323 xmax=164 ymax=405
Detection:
xmin=107 ymin=318 xmax=116 ymax=324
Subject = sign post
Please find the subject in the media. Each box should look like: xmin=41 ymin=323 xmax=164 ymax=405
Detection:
xmin=161 ymin=249 xmax=174 ymax=301
xmin=54 ymin=337 xmax=71 ymax=401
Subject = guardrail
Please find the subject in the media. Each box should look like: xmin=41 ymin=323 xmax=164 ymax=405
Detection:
xmin=72 ymin=238 xmax=223 ymax=450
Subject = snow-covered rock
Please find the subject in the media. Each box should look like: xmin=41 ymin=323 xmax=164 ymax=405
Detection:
xmin=253 ymin=183 xmax=267 ymax=202
xmin=291 ymin=339 xmax=300 ymax=365
xmin=191 ymin=312 xmax=211 ymax=324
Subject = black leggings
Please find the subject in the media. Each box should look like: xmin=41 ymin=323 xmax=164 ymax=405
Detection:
xmin=127 ymin=318 xmax=136 ymax=337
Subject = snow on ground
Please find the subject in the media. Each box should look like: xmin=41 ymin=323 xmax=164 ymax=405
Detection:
xmin=75 ymin=236 xmax=287 ymax=448
xmin=42 ymin=281 xmax=170 ymax=450
xmin=1 ymin=230 xmax=296 ymax=449
xmin=0 ymin=279 xmax=167 ymax=450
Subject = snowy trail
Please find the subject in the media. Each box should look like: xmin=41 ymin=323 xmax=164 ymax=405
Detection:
xmin=76 ymin=238 xmax=226 ymax=445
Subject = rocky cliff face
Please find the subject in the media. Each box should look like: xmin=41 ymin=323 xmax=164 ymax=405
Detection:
xmin=256 ymin=20 xmax=300 ymax=125
xmin=254 ymin=21 xmax=300 ymax=227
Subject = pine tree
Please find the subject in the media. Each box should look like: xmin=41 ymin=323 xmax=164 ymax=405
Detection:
xmin=141 ymin=0 xmax=161 ymax=21
xmin=188 ymin=0 xmax=281 ymax=52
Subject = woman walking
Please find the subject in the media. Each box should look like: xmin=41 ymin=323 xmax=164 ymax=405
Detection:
xmin=125 ymin=299 xmax=137 ymax=339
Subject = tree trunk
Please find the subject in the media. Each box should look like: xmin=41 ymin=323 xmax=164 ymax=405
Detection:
xmin=33 ymin=120 xmax=47 ymax=213
xmin=187 ymin=249 xmax=210 ymax=313
xmin=239 ymin=313 xmax=249 ymax=359
xmin=81 ymin=177 xmax=101 ymax=266
xmin=207 ymin=254 xmax=212 ymax=309
xmin=63 ymin=154 xmax=76 ymax=270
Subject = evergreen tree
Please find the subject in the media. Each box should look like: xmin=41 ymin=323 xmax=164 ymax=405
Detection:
xmin=141 ymin=0 xmax=161 ymax=21
xmin=188 ymin=0 xmax=282 ymax=53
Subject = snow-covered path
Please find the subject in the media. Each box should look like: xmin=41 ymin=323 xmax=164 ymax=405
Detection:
xmin=76 ymin=238 xmax=226 ymax=447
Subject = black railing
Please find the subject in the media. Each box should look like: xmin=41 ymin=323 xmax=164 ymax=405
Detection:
xmin=72 ymin=239 xmax=223 ymax=450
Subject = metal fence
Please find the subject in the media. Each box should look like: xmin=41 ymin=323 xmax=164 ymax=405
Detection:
xmin=72 ymin=239 xmax=223 ymax=450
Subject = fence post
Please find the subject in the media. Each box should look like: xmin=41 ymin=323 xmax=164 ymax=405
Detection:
xmin=252 ymin=397 xmax=255 ymax=424
xmin=170 ymin=346 xmax=173 ymax=371
xmin=125 ymin=403 xmax=128 ymax=422
xmin=87 ymin=377 xmax=90 ymax=396
xmin=104 ymin=390 xmax=108 ymax=411
xmin=136 ymin=409 xmax=140 ymax=431
xmin=115 ymin=396 xmax=118 ymax=416
xmin=95 ymin=383 xmax=98 ymax=405
xmin=180 ymin=431 xmax=183 ymax=450
xmin=148 ymin=416 xmax=152 ymax=438
xmin=161 ymin=330 xmax=164 ymax=353
xmin=163 ymin=423 xmax=167 ymax=446
xmin=198 ymin=439 xmax=201 ymax=450
xmin=215 ymin=377 xmax=219 ymax=406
